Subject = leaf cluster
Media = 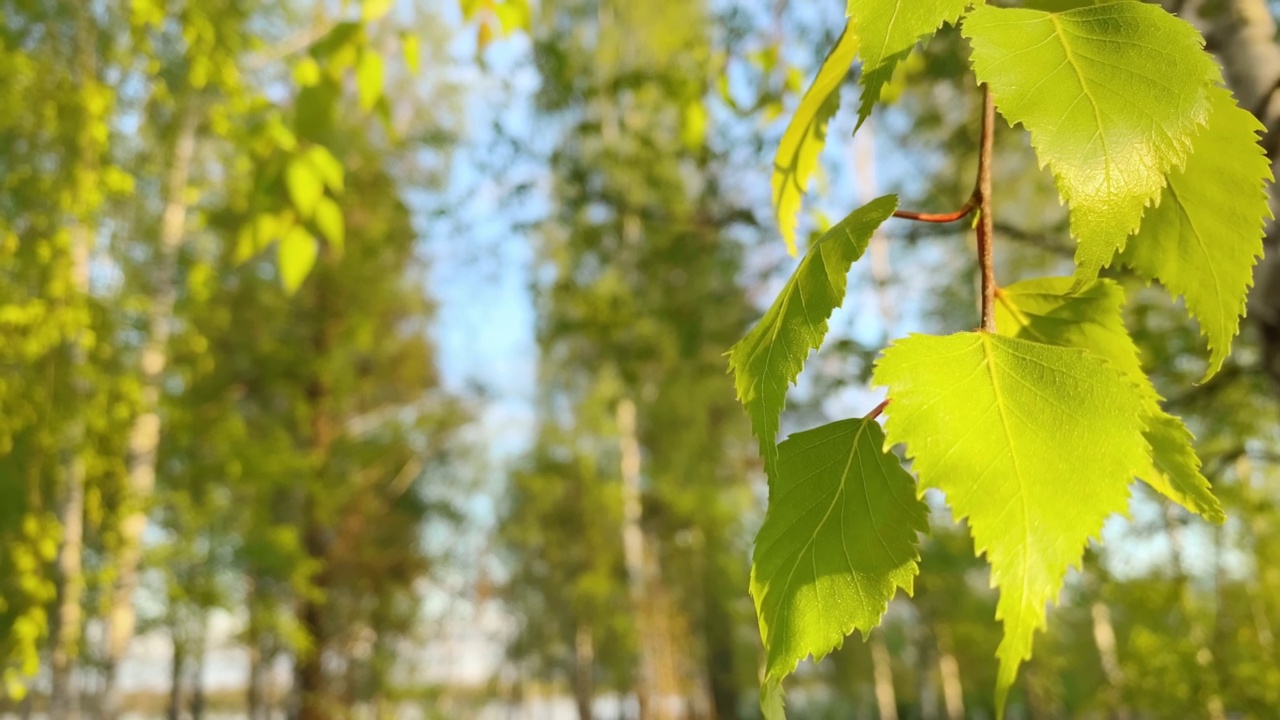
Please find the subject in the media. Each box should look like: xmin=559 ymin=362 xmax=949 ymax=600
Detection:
xmin=733 ymin=1 xmax=1271 ymax=717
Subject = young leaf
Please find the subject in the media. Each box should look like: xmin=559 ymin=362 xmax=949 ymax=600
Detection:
xmin=313 ymin=196 xmax=345 ymax=255
xmin=761 ymin=681 xmax=786 ymax=720
xmin=303 ymin=145 xmax=345 ymax=195
xmin=357 ymin=49 xmax=384 ymax=111
xmin=772 ymin=26 xmax=859 ymax=256
xmin=962 ymin=3 xmax=1220 ymax=281
xmin=729 ymin=195 xmax=898 ymax=479
xmin=285 ymin=156 xmax=324 ymax=220
xmin=279 ymin=226 xmax=319 ymax=294
xmin=846 ymin=0 xmax=976 ymax=129
xmin=752 ymin=418 xmax=928 ymax=706
xmin=873 ymin=332 xmax=1149 ymax=715
xmin=995 ymin=277 xmax=1224 ymax=523
xmin=1142 ymin=412 xmax=1225 ymax=524
xmin=1120 ymin=86 xmax=1272 ymax=379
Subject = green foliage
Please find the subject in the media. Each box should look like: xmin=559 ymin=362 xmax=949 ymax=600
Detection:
xmin=846 ymin=0 xmax=974 ymax=128
xmin=278 ymin=226 xmax=320 ymax=294
xmin=739 ymin=2 xmax=1272 ymax=716
xmin=771 ymin=27 xmax=860 ymax=256
xmin=873 ymin=332 xmax=1149 ymax=711
xmin=729 ymin=196 xmax=897 ymax=479
xmin=1120 ymin=86 xmax=1272 ymax=378
xmin=995 ymin=277 xmax=1224 ymax=523
xmin=751 ymin=418 xmax=927 ymax=713
xmin=771 ymin=0 xmax=972 ymax=255
xmin=963 ymin=3 xmax=1220 ymax=280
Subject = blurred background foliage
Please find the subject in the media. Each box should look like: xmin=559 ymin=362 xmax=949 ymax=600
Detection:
xmin=2 ymin=0 xmax=1280 ymax=719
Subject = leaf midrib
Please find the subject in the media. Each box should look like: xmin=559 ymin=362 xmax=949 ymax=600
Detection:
xmin=1048 ymin=14 xmax=1113 ymax=200
xmin=766 ymin=420 xmax=874 ymax=678
xmin=980 ymin=335 xmax=1032 ymax=638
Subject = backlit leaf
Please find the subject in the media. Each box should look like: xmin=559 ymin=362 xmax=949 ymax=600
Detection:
xmin=995 ymin=277 xmax=1223 ymax=523
xmin=357 ymin=50 xmax=384 ymax=111
xmin=771 ymin=26 xmax=859 ymax=256
xmin=729 ymin=196 xmax=897 ymax=479
xmin=285 ymin=156 xmax=324 ymax=219
xmin=279 ymin=226 xmax=319 ymax=294
xmin=847 ymin=0 xmax=976 ymax=128
xmin=1121 ymin=86 xmax=1272 ymax=379
xmin=963 ymin=3 xmax=1220 ymax=280
xmin=313 ymin=196 xmax=345 ymax=255
xmin=873 ymin=332 xmax=1148 ymax=716
xmin=752 ymin=418 xmax=927 ymax=703
xmin=304 ymin=145 xmax=344 ymax=195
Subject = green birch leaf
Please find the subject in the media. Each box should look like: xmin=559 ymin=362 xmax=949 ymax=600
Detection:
xmin=995 ymin=278 xmax=1145 ymax=384
xmin=995 ymin=277 xmax=1224 ymax=523
xmin=313 ymin=196 xmax=345 ymax=255
xmin=357 ymin=49 xmax=384 ymax=111
xmin=772 ymin=26 xmax=859 ymax=256
xmin=846 ymin=0 xmax=977 ymax=129
xmin=1142 ymin=412 xmax=1225 ymax=524
xmin=873 ymin=332 xmax=1149 ymax=716
xmin=1023 ymin=0 xmax=1116 ymax=10
xmin=285 ymin=156 xmax=324 ymax=220
xmin=962 ymin=3 xmax=1220 ymax=281
xmin=304 ymin=145 xmax=345 ymax=194
xmin=752 ymin=418 xmax=928 ymax=701
xmin=278 ymin=226 xmax=319 ymax=294
xmin=729 ymin=196 xmax=897 ymax=479
xmin=761 ymin=681 xmax=785 ymax=720
xmin=1120 ymin=86 xmax=1272 ymax=379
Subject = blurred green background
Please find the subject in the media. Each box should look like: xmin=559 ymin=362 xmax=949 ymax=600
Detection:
xmin=3 ymin=0 xmax=1280 ymax=718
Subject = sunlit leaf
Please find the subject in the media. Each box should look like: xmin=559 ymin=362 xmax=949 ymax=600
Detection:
xmin=286 ymin=157 xmax=324 ymax=219
xmin=304 ymin=145 xmax=344 ymax=195
xmin=313 ymin=197 xmax=345 ymax=255
xmin=729 ymin=195 xmax=897 ymax=479
xmin=293 ymin=57 xmax=322 ymax=87
xmin=279 ymin=226 xmax=319 ymax=294
xmin=752 ymin=418 xmax=927 ymax=712
xmin=357 ymin=50 xmax=384 ymax=111
xmin=362 ymin=0 xmax=394 ymax=22
xmin=771 ymin=26 xmax=859 ymax=256
xmin=1121 ymin=86 xmax=1272 ymax=379
xmin=402 ymin=32 xmax=421 ymax=75
xmin=874 ymin=332 xmax=1148 ymax=717
xmin=846 ymin=0 xmax=976 ymax=129
xmin=995 ymin=277 xmax=1223 ymax=523
xmin=963 ymin=3 xmax=1220 ymax=281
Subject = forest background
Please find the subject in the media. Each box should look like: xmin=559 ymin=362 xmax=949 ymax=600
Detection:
xmin=4 ymin=0 xmax=1280 ymax=719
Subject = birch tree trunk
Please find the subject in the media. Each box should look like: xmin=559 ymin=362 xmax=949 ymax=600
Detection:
xmin=49 ymin=221 xmax=91 ymax=720
xmin=1090 ymin=600 xmax=1130 ymax=720
xmin=935 ymin=625 xmax=965 ymax=720
xmin=870 ymin=633 xmax=898 ymax=720
xmin=168 ymin=629 xmax=186 ymax=720
xmin=102 ymin=103 xmax=198 ymax=720
xmin=49 ymin=6 xmax=100 ymax=711
xmin=617 ymin=396 xmax=657 ymax=720
xmin=573 ymin=621 xmax=596 ymax=720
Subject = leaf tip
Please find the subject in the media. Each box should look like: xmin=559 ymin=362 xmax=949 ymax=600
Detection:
xmin=761 ymin=679 xmax=786 ymax=720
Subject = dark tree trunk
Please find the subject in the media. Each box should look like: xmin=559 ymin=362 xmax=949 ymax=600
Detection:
xmin=168 ymin=632 xmax=185 ymax=720
xmin=573 ymin=621 xmax=595 ymax=720
xmin=297 ymin=260 xmax=335 ymax=720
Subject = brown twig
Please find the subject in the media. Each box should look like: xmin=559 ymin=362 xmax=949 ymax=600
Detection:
xmin=893 ymin=195 xmax=977 ymax=223
xmin=975 ymin=84 xmax=997 ymax=333
xmin=866 ymin=399 xmax=890 ymax=421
